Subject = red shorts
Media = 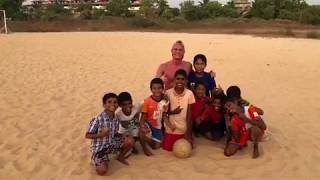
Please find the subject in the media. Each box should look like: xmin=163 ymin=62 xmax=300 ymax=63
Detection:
xmin=162 ymin=133 xmax=184 ymax=151
xmin=230 ymin=129 xmax=264 ymax=146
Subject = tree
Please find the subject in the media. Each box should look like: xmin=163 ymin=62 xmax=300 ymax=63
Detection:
xmin=0 ymin=0 xmax=24 ymax=19
xmin=106 ymin=0 xmax=131 ymax=17
xmin=180 ymin=0 xmax=205 ymax=21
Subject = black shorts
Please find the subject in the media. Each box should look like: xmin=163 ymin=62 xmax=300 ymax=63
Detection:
xmin=195 ymin=120 xmax=226 ymax=140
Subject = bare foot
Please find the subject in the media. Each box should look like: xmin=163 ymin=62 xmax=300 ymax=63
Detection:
xmin=142 ymin=147 xmax=153 ymax=156
xmin=117 ymin=156 xmax=129 ymax=165
xmin=252 ymin=144 xmax=260 ymax=159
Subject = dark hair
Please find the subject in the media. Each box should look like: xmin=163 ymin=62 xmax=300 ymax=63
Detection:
xmin=195 ymin=81 xmax=206 ymax=89
xmin=224 ymin=95 xmax=238 ymax=104
xmin=150 ymin=78 xmax=164 ymax=89
xmin=213 ymin=92 xmax=226 ymax=104
xmin=193 ymin=54 xmax=207 ymax=65
xmin=174 ymin=69 xmax=187 ymax=78
xmin=226 ymin=86 xmax=241 ymax=99
xmin=102 ymin=93 xmax=118 ymax=104
xmin=118 ymin=92 xmax=132 ymax=105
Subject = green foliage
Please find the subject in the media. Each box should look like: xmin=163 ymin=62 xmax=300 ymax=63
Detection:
xmin=0 ymin=0 xmax=25 ymax=20
xmin=180 ymin=0 xmax=205 ymax=21
xmin=301 ymin=5 xmax=320 ymax=25
xmin=306 ymin=31 xmax=320 ymax=39
xmin=106 ymin=0 xmax=131 ymax=17
xmin=128 ymin=15 xmax=156 ymax=27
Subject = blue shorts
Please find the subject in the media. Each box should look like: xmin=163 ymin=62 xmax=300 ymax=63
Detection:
xmin=145 ymin=123 xmax=163 ymax=143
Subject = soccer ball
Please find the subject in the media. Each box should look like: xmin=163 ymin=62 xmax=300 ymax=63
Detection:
xmin=172 ymin=139 xmax=192 ymax=158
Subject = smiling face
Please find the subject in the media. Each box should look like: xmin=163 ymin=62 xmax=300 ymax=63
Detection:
xmin=103 ymin=97 xmax=118 ymax=113
xmin=174 ymin=74 xmax=186 ymax=90
xmin=195 ymin=84 xmax=206 ymax=98
xmin=171 ymin=43 xmax=185 ymax=61
xmin=151 ymin=83 xmax=164 ymax=99
xmin=213 ymin=98 xmax=222 ymax=112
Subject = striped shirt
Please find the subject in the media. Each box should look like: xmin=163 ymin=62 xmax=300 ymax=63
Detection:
xmin=87 ymin=111 xmax=120 ymax=154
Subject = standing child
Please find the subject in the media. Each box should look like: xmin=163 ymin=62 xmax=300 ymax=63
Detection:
xmin=116 ymin=92 xmax=142 ymax=154
xmin=85 ymin=93 xmax=134 ymax=176
xmin=163 ymin=69 xmax=195 ymax=151
xmin=140 ymin=78 xmax=169 ymax=156
xmin=224 ymin=97 xmax=267 ymax=159
xmin=188 ymin=54 xmax=216 ymax=97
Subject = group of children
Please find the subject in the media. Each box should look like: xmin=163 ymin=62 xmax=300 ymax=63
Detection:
xmin=85 ymin=54 xmax=267 ymax=175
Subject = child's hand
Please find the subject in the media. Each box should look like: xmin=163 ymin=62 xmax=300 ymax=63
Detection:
xmin=209 ymin=70 xmax=216 ymax=78
xmin=171 ymin=106 xmax=183 ymax=115
xmin=98 ymin=127 xmax=110 ymax=138
xmin=140 ymin=125 xmax=150 ymax=134
xmin=165 ymin=119 xmax=176 ymax=131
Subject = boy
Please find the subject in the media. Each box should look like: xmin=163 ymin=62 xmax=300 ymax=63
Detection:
xmin=188 ymin=54 xmax=216 ymax=97
xmin=191 ymin=81 xmax=211 ymax=137
xmin=224 ymin=97 xmax=267 ymax=159
xmin=85 ymin=93 xmax=134 ymax=176
xmin=163 ymin=69 xmax=195 ymax=151
xmin=226 ymin=86 xmax=264 ymax=115
xmin=196 ymin=93 xmax=226 ymax=141
xmin=140 ymin=78 xmax=169 ymax=156
xmin=116 ymin=92 xmax=141 ymax=154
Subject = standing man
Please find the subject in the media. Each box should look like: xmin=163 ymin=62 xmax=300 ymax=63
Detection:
xmin=156 ymin=40 xmax=192 ymax=90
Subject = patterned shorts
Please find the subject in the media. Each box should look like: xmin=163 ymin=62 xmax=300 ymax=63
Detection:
xmin=92 ymin=134 xmax=124 ymax=166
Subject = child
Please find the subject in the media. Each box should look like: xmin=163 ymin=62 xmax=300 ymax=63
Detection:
xmin=191 ymin=81 xmax=211 ymax=137
xmin=163 ymin=69 xmax=195 ymax=151
xmin=140 ymin=78 xmax=169 ymax=156
xmin=226 ymin=86 xmax=264 ymax=115
xmin=224 ymin=97 xmax=267 ymax=159
xmin=85 ymin=93 xmax=134 ymax=176
xmin=196 ymin=93 xmax=226 ymax=141
xmin=116 ymin=92 xmax=141 ymax=154
xmin=188 ymin=54 xmax=216 ymax=97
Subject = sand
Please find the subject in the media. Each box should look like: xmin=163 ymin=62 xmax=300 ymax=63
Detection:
xmin=0 ymin=32 xmax=320 ymax=180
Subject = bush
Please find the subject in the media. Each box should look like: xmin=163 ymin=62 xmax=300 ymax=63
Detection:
xmin=128 ymin=16 xmax=156 ymax=28
xmin=306 ymin=31 xmax=320 ymax=39
xmin=170 ymin=16 xmax=187 ymax=24
xmin=301 ymin=6 xmax=320 ymax=25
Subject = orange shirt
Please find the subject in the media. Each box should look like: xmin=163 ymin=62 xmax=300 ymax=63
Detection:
xmin=142 ymin=96 xmax=168 ymax=129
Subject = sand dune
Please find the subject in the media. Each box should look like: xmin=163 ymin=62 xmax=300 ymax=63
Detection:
xmin=0 ymin=32 xmax=320 ymax=180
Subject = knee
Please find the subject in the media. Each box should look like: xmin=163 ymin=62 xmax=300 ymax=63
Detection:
xmin=96 ymin=165 xmax=108 ymax=176
xmin=124 ymin=137 xmax=134 ymax=148
xmin=251 ymin=126 xmax=261 ymax=136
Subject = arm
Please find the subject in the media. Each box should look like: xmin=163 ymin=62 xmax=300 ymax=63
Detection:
xmin=139 ymin=113 xmax=149 ymax=134
xmin=255 ymin=107 xmax=264 ymax=115
xmin=238 ymin=113 xmax=267 ymax=130
xmin=185 ymin=104 xmax=193 ymax=140
xmin=155 ymin=64 xmax=164 ymax=78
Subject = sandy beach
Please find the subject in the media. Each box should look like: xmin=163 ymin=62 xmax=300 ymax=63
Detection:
xmin=0 ymin=32 xmax=320 ymax=180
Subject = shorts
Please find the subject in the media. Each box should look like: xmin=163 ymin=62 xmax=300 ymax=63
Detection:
xmin=162 ymin=133 xmax=184 ymax=151
xmin=230 ymin=128 xmax=264 ymax=146
xmin=92 ymin=134 xmax=124 ymax=166
xmin=145 ymin=122 xmax=163 ymax=143
xmin=195 ymin=120 xmax=226 ymax=140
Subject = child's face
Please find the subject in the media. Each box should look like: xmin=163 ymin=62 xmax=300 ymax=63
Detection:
xmin=174 ymin=74 xmax=186 ymax=89
xmin=151 ymin=83 xmax=164 ymax=97
xmin=120 ymin=100 xmax=133 ymax=115
xmin=213 ymin=99 xmax=222 ymax=112
xmin=195 ymin=84 xmax=206 ymax=98
xmin=103 ymin=97 xmax=118 ymax=112
xmin=224 ymin=101 xmax=238 ymax=113
xmin=194 ymin=59 xmax=206 ymax=73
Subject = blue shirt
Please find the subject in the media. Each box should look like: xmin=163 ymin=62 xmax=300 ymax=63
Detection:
xmin=188 ymin=71 xmax=216 ymax=96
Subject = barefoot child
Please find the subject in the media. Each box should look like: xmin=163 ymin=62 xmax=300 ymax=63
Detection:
xmin=85 ymin=93 xmax=134 ymax=175
xmin=116 ymin=92 xmax=142 ymax=154
xmin=224 ymin=97 xmax=267 ymax=159
xmin=196 ymin=93 xmax=226 ymax=141
xmin=162 ymin=69 xmax=195 ymax=151
xmin=188 ymin=54 xmax=216 ymax=97
xmin=140 ymin=78 xmax=169 ymax=156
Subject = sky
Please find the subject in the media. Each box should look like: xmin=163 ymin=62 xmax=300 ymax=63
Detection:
xmin=168 ymin=0 xmax=320 ymax=7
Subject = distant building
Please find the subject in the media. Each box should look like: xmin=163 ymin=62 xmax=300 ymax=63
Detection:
xmin=233 ymin=0 xmax=251 ymax=15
